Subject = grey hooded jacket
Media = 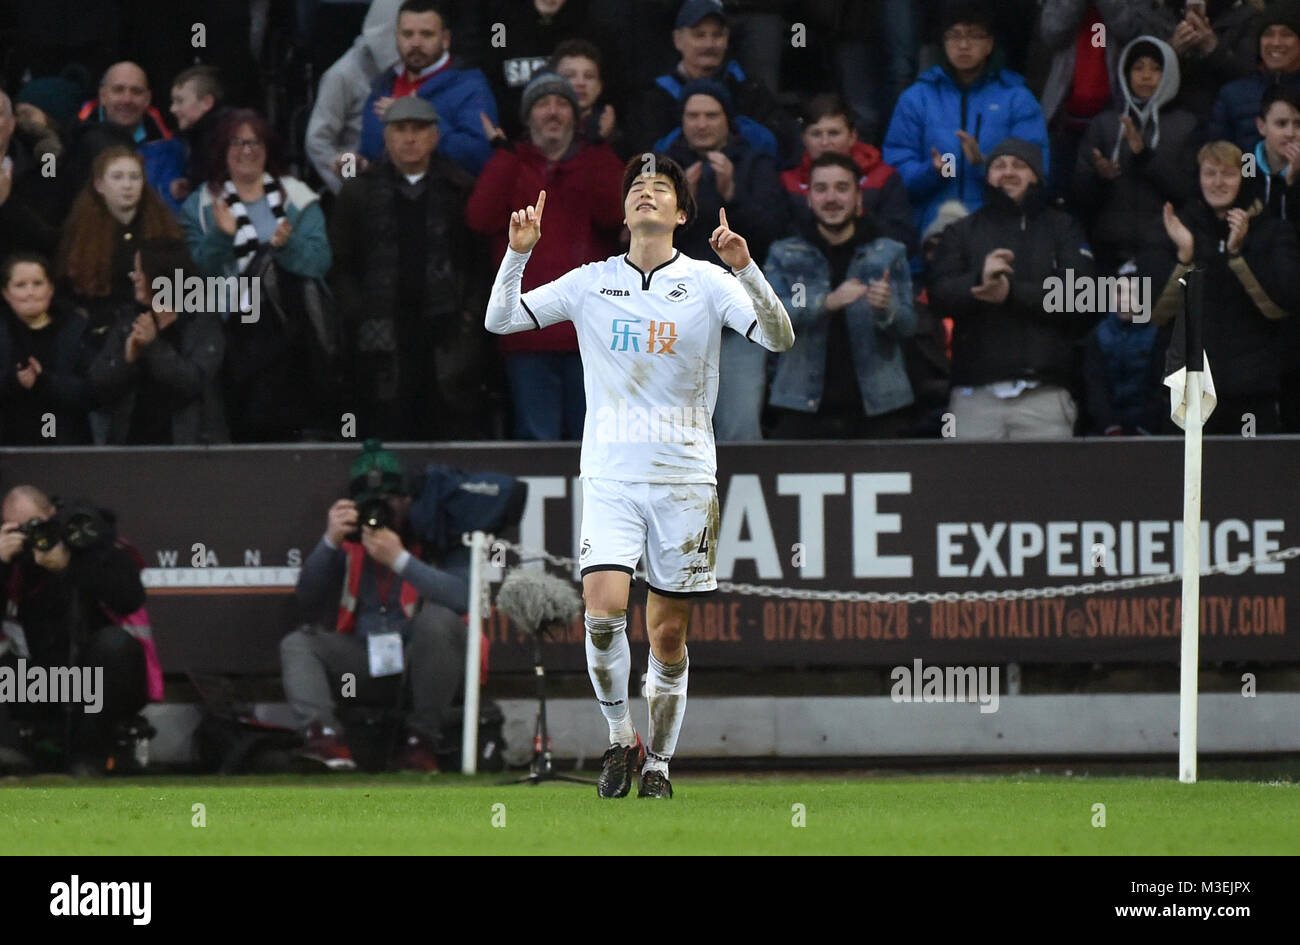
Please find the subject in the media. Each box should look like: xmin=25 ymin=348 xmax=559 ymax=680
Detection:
xmin=305 ymin=0 xmax=402 ymax=193
xmin=1038 ymin=0 xmax=1172 ymax=124
xmin=1072 ymin=35 xmax=1200 ymax=267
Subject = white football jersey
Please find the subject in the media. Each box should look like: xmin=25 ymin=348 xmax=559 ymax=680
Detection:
xmin=488 ymin=249 xmax=790 ymax=483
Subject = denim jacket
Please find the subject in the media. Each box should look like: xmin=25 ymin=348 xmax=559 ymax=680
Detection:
xmin=765 ymin=232 xmax=917 ymax=416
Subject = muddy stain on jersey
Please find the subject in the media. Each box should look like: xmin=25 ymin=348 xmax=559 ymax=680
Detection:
xmin=628 ymin=357 xmax=651 ymax=392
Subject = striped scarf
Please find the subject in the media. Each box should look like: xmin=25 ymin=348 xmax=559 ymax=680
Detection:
xmin=222 ymin=174 xmax=286 ymax=273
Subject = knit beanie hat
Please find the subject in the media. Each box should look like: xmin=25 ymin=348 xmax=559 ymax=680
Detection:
xmin=519 ymin=71 xmax=580 ymax=124
xmin=349 ymin=439 xmax=405 ymax=499
xmin=985 ymin=137 xmax=1044 ymax=182
xmin=15 ymin=74 xmax=84 ymax=127
xmin=679 ymin=78 xmax=735 ymax=121
xmin=1260 ymin=0 xmax=1300 ymax=40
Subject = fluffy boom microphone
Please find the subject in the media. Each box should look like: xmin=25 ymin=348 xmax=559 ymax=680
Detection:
xmin=496 ymin=568 xmax=583 ymax=637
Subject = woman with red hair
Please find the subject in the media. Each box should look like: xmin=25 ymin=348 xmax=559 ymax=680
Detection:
xmin=56 ymin=145 xmax=180 ymax=443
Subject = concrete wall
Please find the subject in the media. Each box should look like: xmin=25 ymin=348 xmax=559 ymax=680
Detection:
xmin=143 ymin=693 xmax=1300 ymax=767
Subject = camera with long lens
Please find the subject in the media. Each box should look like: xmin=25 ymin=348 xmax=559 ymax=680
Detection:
xmin=61 ymin=509 xmax=109 ymax=550
xmin=18 ymin=503 xmax=112 ymax=554
xmin=18 ymin=517 xmax=63 ymax=552
xmin=346 ymin=496 xmax=392 ymax=542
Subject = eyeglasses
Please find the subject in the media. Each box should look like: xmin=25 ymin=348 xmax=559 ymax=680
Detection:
xmin=944 ymin=29 xmax=991 ymax=44
xmin=229 ymin=138 xmax=265 ymax=152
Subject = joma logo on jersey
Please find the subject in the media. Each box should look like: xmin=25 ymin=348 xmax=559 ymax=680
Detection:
xmin=608 ymin=318 xmax=677 ymax=354
xmin=600 ymin=287 xmax=630 ymax=297
xmin=666 ymin=282 xmax=689 ymax=302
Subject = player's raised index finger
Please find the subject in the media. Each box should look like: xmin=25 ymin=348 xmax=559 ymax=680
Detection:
xmin=719 ymin=207 xmax=728 ymax=230
xmin=535 ymin=190 xmax=547 ymax=221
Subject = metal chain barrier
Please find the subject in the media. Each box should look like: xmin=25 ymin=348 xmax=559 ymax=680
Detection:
xmin=464 ymin=534 xmax=1300 ymax=603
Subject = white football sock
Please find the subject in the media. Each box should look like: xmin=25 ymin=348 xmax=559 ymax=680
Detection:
xmin=585 ymin=612 xmax=636 ymax=746
xmin=644 ymin=647 xmax=688 ymax=777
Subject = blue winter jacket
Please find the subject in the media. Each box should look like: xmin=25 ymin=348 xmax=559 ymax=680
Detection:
xmin=764 ymin=231 xmax=916 ymax=416
xmin=1084 ymin=312 xmax=1164 ymax=434
xmin=1208 ymin=70 xmax=1300 ymax=151
xmin=882 ymin=65 xmax=1050 ymax=237
xmin=358 ymin=59 xmax=498 ymax=176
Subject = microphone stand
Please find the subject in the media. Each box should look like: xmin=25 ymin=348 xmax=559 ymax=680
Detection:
xmin=504 ymin=620 xmax=596 ymax=786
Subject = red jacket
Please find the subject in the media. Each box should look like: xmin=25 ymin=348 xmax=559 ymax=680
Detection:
xmin=780 ymin=139 xmax=896 ymax=196
xmin=466 ymin=139 xmax=625 ymax=354
xmin=335 ymin=541 xmax=420 ymax=634
xmin=780 ymin=140 xmax=917 ymax=251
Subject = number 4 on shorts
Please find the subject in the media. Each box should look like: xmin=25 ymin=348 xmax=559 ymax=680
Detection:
xmin=697 ymin=526 xmax=710 ymax=554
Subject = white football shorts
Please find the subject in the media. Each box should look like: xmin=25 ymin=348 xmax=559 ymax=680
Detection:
xmin=578 ymin=477 xmax=719 ymax=596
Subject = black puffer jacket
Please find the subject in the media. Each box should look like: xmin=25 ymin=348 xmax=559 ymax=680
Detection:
xmin=623 ymin=59 xmax=802 ymax=168
xmin=88 ymin=306 xmax=228 ymax=444
xmin=1155 ymin=194 xmax=1300 ymax=397
xmin=1171 ymin=0 xmax=1264 ymax=118
xmin=928 ymin=182 xmax=1096 ymax=389
xmin=663 ymin=133 xmax=789 ymax=271
xmin=0 ymin=300 xmax=94 ymax=445
xmin=0 ymin=134 xmax=66 ymax=262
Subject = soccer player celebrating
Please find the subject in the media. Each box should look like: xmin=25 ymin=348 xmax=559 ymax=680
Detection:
xmin=485 ymin=154 xmax=794 ymax=798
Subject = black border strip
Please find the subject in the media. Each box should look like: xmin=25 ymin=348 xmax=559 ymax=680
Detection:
xmin=646 ymin=583 xmax=718 ymax=598
xmin=579 ymin=563 xmax=635 ymax=577
xmin=520 ymin=298 xmax=542 ymax=330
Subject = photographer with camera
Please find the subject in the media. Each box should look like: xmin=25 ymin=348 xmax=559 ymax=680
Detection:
xmin=0 ymin=485 xmax=159 ymax=774
xmin=283 ymin=440 xmax=469 ymax=773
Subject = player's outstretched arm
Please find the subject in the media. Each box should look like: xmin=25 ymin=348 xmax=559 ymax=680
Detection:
xmin=738 ymin=266 xmax=795 ymax=352
xmin=712 ymin=208 xmax=794 ymax=352
xmin=486 ymin=191 xmax=548 ymax=335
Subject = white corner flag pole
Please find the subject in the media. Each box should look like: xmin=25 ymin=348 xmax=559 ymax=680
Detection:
xmin=1179 ymin=369 xmax=1202 ymax=784
xmin=461 ymin=530 xmax=488 ymax=774
xmin=1177 ymin=265 xmax=1206 ymax=785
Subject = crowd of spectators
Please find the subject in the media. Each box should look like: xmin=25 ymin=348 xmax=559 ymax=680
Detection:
xmin=1 ymin=0 xmax=1299 ymax=443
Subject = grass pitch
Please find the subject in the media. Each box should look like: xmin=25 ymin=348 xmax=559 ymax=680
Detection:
xmin=3 ymin=771 xmax=1296 ymax=855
